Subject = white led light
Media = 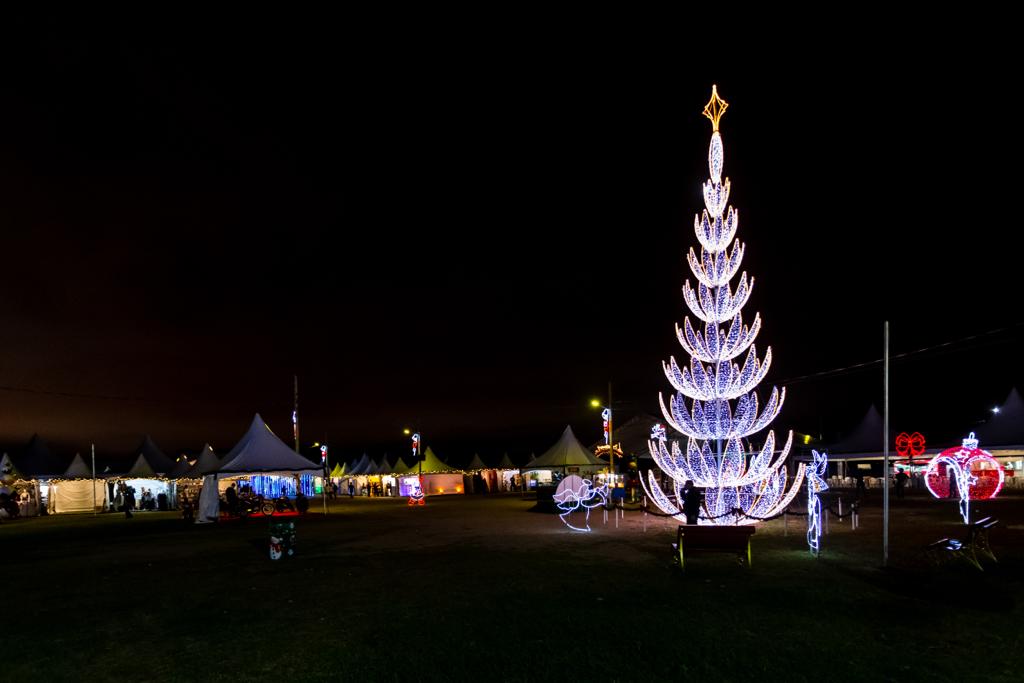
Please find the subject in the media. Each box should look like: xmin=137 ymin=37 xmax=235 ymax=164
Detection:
xmin=807 ymin=450 xmax=828 ymax=554
xmin=553 ymin=477 xmax=609 ymax=532
xmin=645 ymin=89 xmax=801 ymax=525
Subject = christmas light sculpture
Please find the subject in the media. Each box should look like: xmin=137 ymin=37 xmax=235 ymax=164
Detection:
xmin=895 ymin=432 xmax=926 ymax=458
xmin=642 ymin=85 xmax=805 ymax=525
xmin=807 ymin=450 xmax=828 ymax=555
xmin=602 ymin=408 xmax=612 ymax=445
xmin=651 ymin=423 xmax=667 ymax=442
xmin=553 ymin=474 xmax=609 ymax=532
xmin=925 ymin=433 xmax=1004 ymax=523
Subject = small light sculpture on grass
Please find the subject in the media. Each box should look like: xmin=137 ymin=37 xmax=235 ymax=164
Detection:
xmin=807 ymin=450 xmax=828 ymax=555
xmin=925 ymin=432 xmax=1003 ymax=524
xmin=553 ymin=475 xmax=608 ymax=532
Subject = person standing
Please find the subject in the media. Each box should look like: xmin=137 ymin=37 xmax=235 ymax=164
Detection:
xmin=895 ymin=468 xmax=909 ymax=500
xmin=348 ymin=480 xmax=354 ymax=498
xmin=225 ymin=484 xmax=239 ymax=516
xmin=682 ymin=481 xmax=702 ymax=525
xmin=124 ymin=484 xmax=134 ymax=519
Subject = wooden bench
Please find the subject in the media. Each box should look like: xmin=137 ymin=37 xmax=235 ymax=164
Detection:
xmin=925 ymin=517 xmax=999 ymax=570
xmin=671 ymin=524 xmax=755 ymax=571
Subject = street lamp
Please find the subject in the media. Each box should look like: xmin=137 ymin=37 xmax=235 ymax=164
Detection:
xmin=403 ymin=428 xmax=423 ymax=498
xmin=590 ymin=382 xmax=615 ymax=491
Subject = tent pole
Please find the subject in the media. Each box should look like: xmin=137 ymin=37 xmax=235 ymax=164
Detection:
xmin=91 ymin=444 xmax=97 ymax=515
xmin=293 ymin=375 xmax=300 ymax=453
xmin=883 ymin=321 xmax=890 ymax=568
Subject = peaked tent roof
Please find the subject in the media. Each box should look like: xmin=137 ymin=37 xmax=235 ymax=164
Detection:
xmin=1 ymin=452 xmax=26 ymax=481
xmin=329 ymin=462 xmax=346 ymax=477
xmin=12 ymin=434 xmax=64 ymax=477
xmin=975 ymin=388 xmax=1024 ymax=446
xmin=125 ymin=453 xmax=159 ymax=477
xmin=133 ymin=436 xmax=175 ymax=475
xmin=348 ymin=454 xmax=370 ymax=475
xmin=185 ymin=444 xmax=221 ymax=477
xmin=377 ymin=455 xmax=393 ymax=475
xmin=63 ymin=454 xmax=93 ymax=478
xmin=419 ymin=446 xmax=460 ymax=474
xmin=467 ymin=453 xmax=488 ymax=470
xmin=219 ymin=414 xmax=322 ymax=474
xmin=529 ymin=426 xmax=604 ymax=468
xmin=498 ymin=453 xmax=516 ymax=469
xmin=167 ymin=452 xmax=197 ymax=479
xmin=826 ymin=405 xmax=883 ymax=455
xmin=391 ymin=456 xmax=410 ymax=474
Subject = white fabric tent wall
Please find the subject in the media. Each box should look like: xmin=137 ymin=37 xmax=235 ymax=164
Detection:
xmin=421 ymin=473 xmax=464 ymax=495
xmin=47 ymin=480 xmax=106 ymax=513
xmin=196 ymin=474 xmax=220 ymax=523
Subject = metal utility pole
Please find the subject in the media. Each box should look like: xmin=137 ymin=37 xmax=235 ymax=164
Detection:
xmin=607 ymin=381 xmax=614 ymax=481
xmin=91 ymin=444 xmax=97 ymax=515
xmin=293 ymin=375 xmax=300 ymax=453
xmin=883 ymin=321 xmax=890 ymax=567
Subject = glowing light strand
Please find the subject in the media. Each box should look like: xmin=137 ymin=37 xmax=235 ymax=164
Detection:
xmin=645 ymin=85 xmax=801 ymax=526
xmin=924 ymin=432 xmax=1003 ymax=523
xmin=651 ymin=424 xmax=667 ymax=442
xmin=554 ymin=477 xmax=609 ymax=532
xmin=807 ymin=450 xmax=828 ymax=554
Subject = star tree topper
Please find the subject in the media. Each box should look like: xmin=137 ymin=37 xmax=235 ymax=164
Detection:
xmin=703 ymin=84 xmax=728 ymax=132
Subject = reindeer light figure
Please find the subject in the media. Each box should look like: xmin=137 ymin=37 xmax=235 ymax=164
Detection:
xmin=807 ymin=450 xmax=829 ymax=555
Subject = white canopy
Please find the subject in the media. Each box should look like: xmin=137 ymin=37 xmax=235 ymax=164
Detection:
xmin=185 ymin=444 xmax=220 ymax=478
xmin=126 ymin=452 xmax=160 ymax=477
xmin=219 ymin=414 xmax=321 ymax=474
xmin=132 ymin=436 xmax=174 ymax=475
xmin=348 ymin=454 xmax=370 ymax=475
xmin=528 ymin=426 xmax=604 ymax=468
xmin=63 ymin=454 xmax=93 ymax=478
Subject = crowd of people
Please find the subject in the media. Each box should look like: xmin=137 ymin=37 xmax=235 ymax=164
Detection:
xmin=0 ymin=484 xmax=35 ymax=520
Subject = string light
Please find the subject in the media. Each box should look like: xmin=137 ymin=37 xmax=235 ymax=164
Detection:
xmin=553 ymin=475 xmax=609 ymax=532
xmin=645 ymin=85 xmax=802 ymax=526
xmin=807 ymin=450 xmax=828 ymax=554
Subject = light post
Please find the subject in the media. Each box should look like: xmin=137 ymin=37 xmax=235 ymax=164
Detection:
xmin=318 ymin=442 xmax=329 ymax=514
xmin=591 ymin=381 xmax=615 ymax=500
xmin=404 ymin=428 xmax=423 ymax=497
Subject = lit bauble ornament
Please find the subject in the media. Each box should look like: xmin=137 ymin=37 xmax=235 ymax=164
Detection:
xmin=925 ymin=432 xmax=1004 ymax=500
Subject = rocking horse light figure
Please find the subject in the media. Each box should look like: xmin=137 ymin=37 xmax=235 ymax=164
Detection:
xmin=553 ymin=475 xmax=609 ymax=532
xmin=807 ymin=450 xmax=828 ymax=555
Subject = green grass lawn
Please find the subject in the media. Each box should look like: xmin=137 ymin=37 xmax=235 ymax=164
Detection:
xmin=3 ymin=491 xmax=1022 ymax=682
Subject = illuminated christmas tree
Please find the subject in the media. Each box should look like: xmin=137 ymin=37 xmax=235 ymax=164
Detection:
xmin=642 ymin=86 xmax=805 ymax=525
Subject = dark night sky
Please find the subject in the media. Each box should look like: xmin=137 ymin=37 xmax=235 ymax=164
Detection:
xmin=1 ymin=28 xmax=1021 ymax=464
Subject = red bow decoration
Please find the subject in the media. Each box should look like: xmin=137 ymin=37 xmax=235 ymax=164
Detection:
xmin=895 ymin=431 xmax=926 ymax=457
